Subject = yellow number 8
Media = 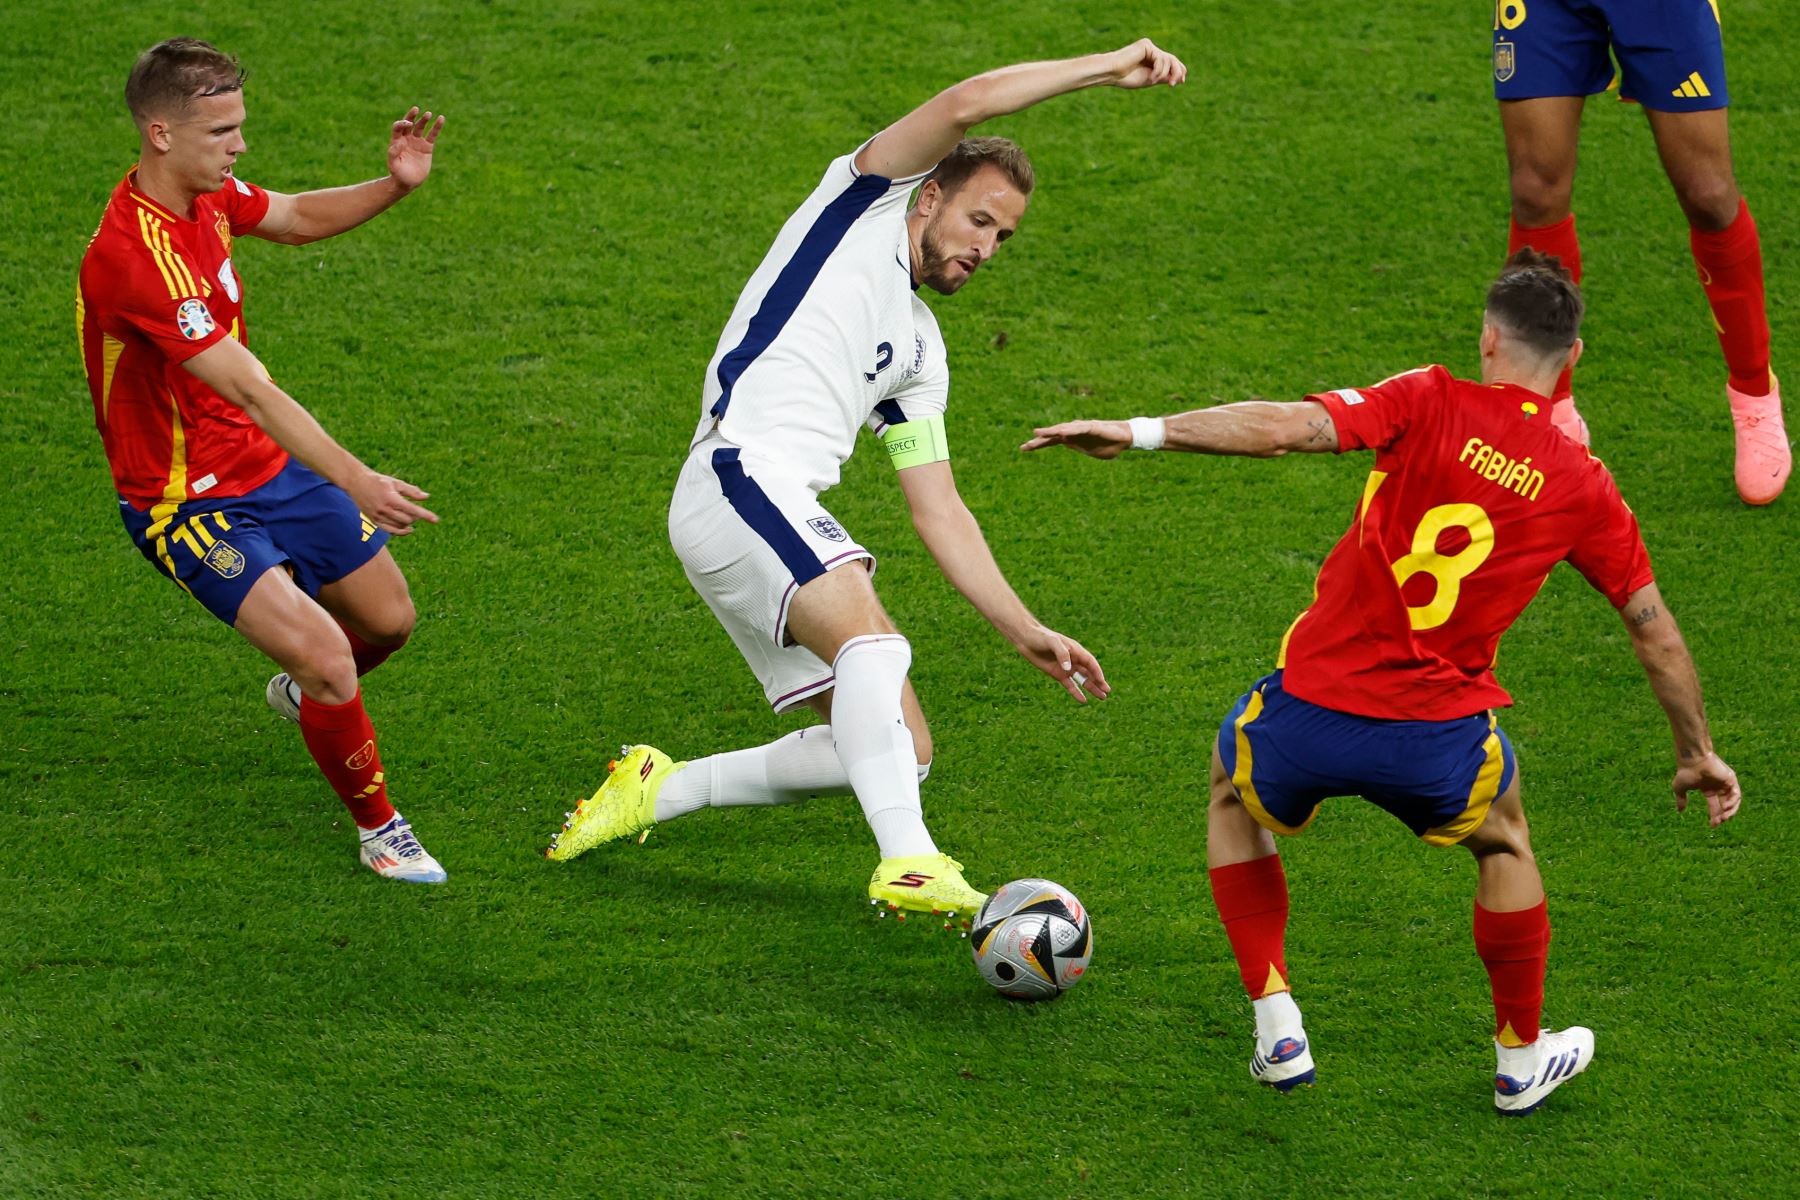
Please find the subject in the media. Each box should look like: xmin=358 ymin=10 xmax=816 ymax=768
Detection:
xmin=1390 ymin=503 xmax=1495 ymax=631
xmin=1496 ymin=0 xmax=1527 ymax=31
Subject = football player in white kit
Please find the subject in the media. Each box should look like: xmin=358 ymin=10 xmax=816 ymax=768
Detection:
xmin=548 ymin=39 xmax=1187 ymax=922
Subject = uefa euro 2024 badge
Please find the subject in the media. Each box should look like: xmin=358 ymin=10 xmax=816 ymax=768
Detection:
xmin=176 ymin=298 xmax=216 ymax=341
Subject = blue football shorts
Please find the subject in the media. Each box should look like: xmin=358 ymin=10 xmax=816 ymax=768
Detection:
xmin=1492 ymin=0 xmax=1729 ymax=112
xmin=120 ymin=458 xmax=389 ymax=626
xmin=1215 ymin=671 xmax=1517 ymax=847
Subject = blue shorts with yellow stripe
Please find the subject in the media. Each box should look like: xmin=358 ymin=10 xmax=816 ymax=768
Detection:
xmin=1216 ymin=672 xmax=1516 ymax=847
xmin=1493 ymin=0 xmax=1728 ymax=112
xmin=120 ymin=458 xmax=388 ymax=627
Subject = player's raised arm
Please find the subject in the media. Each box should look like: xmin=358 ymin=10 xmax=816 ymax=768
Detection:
xmin=855 ymin=39 xmax=1185 ymax=181
xmin=1021 ymin=400 xmax=1339 ymax=460
xmin=894 ymin=460 xmax=1108 ymax=703
xmin=253 ymin=107 xmax=444 ymax=245
xmin=182 ymin=337 xmax=438 ymax=535
xmin=1617 ymin=583 xmax=1742 ymax=827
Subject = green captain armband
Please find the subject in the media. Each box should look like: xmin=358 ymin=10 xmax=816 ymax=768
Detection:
xmin=880 ymin=415 xmax=950 ymax=471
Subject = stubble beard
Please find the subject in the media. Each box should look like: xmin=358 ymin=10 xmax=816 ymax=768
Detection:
xmin=916 ymin=217 xmax=966 ymax=296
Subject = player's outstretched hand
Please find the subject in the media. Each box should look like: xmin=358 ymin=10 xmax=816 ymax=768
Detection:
xmin=351 ymin=471 xmax=440 ymax=536
xmin=1107 ymin=39 xmax=1187 ymax=89
xmin=388 ymin=107 xmax=445 ymax=190
xmin=1672 ymin=751 xmax=1741 ymax=828
xmin=1021 ymin=419 xmax=1133 ymax=460
xmin=1015 ymin=624 xmax=1111 ymax=703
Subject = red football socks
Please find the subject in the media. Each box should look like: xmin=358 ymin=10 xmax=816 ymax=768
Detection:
xmin=1473 ymin=898 xmax=1550 ymax=1048
xmin=1209 ymin=854 xmax=1291 ymax=999
xmin=1690 ymin=197 xmax=1772 ymax=397
xmin=1509 ymin=215 xmax=1583 ymax=402
xmin=299 ymin=690 xmax=396 ymax=830
xmin=337 ymin=623 xmax=404 ymax=677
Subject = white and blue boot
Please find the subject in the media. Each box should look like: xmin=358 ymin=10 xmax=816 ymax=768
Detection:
xmin=1493 ymin=1026 xmax=1594 ymax=1115
xmin=358 ymin=813 xmax=448 ymax=884
xmin=1247 ymin=990 xmax=1315 ymax=1092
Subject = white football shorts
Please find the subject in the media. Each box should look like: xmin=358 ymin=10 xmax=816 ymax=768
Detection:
xmin=669 ymin=437 xmax=875 ymax=713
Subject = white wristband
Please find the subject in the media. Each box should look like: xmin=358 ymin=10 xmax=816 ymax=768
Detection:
xmin=1128 ymin=416 xmax=1166 ymax=451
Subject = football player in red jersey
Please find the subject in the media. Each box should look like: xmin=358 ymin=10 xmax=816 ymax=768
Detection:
xmin=1491 ymin=0 xmax=1786 ymax=505
xmin=77 ymin=38 xmax=449 ymax=882
xmin=1024 ymin=250 xmax=1741 ymax=1114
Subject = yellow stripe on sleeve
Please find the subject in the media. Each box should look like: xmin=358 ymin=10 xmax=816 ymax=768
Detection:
xmin=137 ymin=209 xmax=181 ymax=299
xmin=157 ymin=227 xmax=198 ymax=296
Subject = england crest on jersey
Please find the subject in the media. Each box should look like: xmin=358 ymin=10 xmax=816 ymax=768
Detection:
xmin=808 ymin=516 xmax=848 ymax=542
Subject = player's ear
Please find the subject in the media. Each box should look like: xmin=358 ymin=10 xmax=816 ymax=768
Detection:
xmin=913 ymin=179 xmax=941 ymax=219
xmin=1563 ymin=337 xmax=1584 ymax=375
xmin=1479 ymin=321 xmax=1501 ymax=360
xmin=142 ymin=116 xmax=173 ymax=153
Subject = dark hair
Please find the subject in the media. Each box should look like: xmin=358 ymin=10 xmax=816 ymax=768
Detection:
xmin=125 ymin=38 xmax=245 ymax=123
xmin=1486 ymin=247 xmax=1584 ymax=358
xmin=922 ymin=136 xmax=1035 ymax=199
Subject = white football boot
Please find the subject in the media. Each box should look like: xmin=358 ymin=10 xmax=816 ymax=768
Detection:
xmin=358 ymin=814 xmax=447 ymax=884
xmin=265 ymin=672 xmax=302 ymax=724
xmin=1493 ymin=1026 xmax=1594 ymax=1115
xmin=1249 ymin=1031 xmax=1316 ymax=1092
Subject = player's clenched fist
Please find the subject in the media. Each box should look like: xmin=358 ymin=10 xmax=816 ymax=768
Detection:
xmin=1107 ymin=39 xmax=1187 ymax=89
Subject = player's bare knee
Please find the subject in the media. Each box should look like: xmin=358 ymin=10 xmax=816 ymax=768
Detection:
xmin=366 ymin=594 xmax=416 ymax=646
xmin=1672 ymin=172 xmax=1740 ymax=232
xmin=1509 ymin=169 xmax=1574 ymax=228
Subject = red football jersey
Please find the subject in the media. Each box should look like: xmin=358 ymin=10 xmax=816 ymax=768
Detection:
xmin=77 ymin=168 xmax=287 ymax=512
xmin=1278 ymin=365 xmax=1654 ymax=720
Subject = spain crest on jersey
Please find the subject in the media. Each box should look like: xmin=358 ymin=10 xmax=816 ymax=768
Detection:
xmin=203 ymin=539 xmax=245 ymax=578
xmin=1494 ymin=41 xmax=1516 ymax=83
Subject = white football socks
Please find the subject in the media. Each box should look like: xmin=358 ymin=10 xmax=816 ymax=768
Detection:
xmin=654 ymin=726 xmax=851 ymax=820
xmin=1253 ymin=990 xmax=1305 ymax=1050
xmin=828 ymin=635 xmax=936 ymax=859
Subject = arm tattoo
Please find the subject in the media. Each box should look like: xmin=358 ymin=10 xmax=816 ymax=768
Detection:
xmin=1629 ymin=604 xmax=1660 ymax=627
xmin=1303 ymin=417 xmax=1333 ymax=447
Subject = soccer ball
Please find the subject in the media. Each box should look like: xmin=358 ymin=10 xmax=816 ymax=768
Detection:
xmin=970 ymin=878 xmax=1093 ymax=1001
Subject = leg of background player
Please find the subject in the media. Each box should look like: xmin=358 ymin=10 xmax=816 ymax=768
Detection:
xmin=651 ymin=683 xmax=931 ymax=820
xmin=316 ymin=547 xmax=417 ymax=675
xmin=1206 ymin=746 xmax=1310 ymax=1089
xmin=1645 ymin=105 xmax=1788 ymax=504
xmin=1501 ymin=96 xmax=1589 ymax=442
xmin=235 ymin=567 xmax=444 ymax=881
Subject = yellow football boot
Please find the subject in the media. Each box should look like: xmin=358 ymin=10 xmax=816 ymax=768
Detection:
xmin=868 ymin=853 xmax=988 ymax=927
xmin=546 ymin=744 xmax=683 ymax=862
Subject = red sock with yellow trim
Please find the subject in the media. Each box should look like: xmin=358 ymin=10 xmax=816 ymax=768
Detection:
xmin=1509 ymin=215 xmax=1582 ymax=402
xmin=1690 ymin=197 xmax=1772 ymax=397
xmin=1473 ymin=898 xmax=1550 ymax=1047
xmin=336 ymin=623 xmax=405 ymax=677
xmin=299 ymin=690 xmax=396 ymax=830
xmin=1210 ymin=854 xmax=1291 ymax=999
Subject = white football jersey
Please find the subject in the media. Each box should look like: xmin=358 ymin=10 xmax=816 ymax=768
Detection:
xmin=692 ymin=146 xmax=951 ymax=493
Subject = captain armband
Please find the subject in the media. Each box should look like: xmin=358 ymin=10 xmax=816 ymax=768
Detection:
xmin=880 ymin=414 xmax=950 ymax=471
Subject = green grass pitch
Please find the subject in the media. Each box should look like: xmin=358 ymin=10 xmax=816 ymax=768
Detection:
xmin=4 ymin=1 xmax=1797 ymax=1195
